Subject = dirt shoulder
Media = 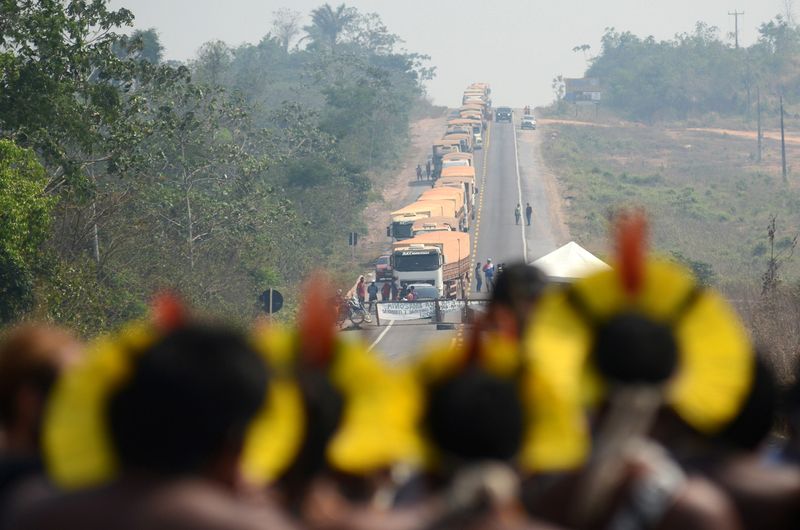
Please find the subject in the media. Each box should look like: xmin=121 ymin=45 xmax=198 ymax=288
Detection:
xmin=683 ymin=127 xmax=800 ymax=145
xmin=358 ymin=115 xmax=447 ymax=265
xmin=540 ymin=117 xmax=800 ymax=145
xmin=535 ymin=132 xmax=570 ymax=244
xmin=516 ymin=126 xmax=570 ymax=250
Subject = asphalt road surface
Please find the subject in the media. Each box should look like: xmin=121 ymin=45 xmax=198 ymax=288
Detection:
xmin=352 ymin=112 xmax=561 ymax=363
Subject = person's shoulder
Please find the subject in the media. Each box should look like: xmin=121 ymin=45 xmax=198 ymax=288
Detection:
xmin=10 ymin=484 xmax=126 ymax=530
xmin=659 ymin=475 xmax=742 ymax=530
xmin=147 ymin=480 xmax=301 ymax=530
xmin=14 ymin=480 xmax=300 ymax=530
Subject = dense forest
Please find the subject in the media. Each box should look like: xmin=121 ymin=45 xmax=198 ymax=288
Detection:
xmin=0 ymin=1 xmax=433 ymax=332
xmin=568 ymin=14 xmax=800 ymax=122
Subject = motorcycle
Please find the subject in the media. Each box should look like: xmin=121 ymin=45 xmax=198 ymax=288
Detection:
xmin=336 ymin=296 xmax=371 ymax=327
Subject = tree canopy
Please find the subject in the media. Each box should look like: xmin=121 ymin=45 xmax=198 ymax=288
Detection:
xmin=570 ymin=15 xmax=800 ymax=122
xmin=0 ymin=1 xmax=433 ymax=331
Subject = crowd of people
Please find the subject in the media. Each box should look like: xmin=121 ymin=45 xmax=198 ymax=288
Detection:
xmin=2 ymin=216 xmax=800 ymax=529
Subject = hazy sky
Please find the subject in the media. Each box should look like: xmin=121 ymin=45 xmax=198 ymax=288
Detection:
xmin=109 ymin=0 xmax=790 ymax=107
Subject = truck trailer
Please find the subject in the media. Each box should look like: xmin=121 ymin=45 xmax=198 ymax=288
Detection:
xmin=388 ymin=199 xmax=457 ymax=240
xmin=418 ymin=187 xmax=468 ymax=231
xmin=411 ymin=216 xmax=459 ymax=237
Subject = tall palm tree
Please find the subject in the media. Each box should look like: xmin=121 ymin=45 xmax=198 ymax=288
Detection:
xmin=304 ymin=3 xmax=355 ymax=51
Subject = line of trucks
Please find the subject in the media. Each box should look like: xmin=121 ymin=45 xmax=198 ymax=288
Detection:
xmin=384 ymin=83 xmax=492 ymax=299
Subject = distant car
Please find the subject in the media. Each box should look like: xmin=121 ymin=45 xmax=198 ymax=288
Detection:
xmin=374 ymin=255 xmax=393 ymax=281
xmin=495 ymin=106 xmax=512 ymax=123
xmin=474 ymin=131 xmax=483 ymax=149
xmin=521 ymin=115 xmax=537 ymax=130
xmin=404 ymin=283 xmax=439 ymax=301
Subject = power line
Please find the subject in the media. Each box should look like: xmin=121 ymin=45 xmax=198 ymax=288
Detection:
xmin=728 ymin=10 xmax=744 ymax=49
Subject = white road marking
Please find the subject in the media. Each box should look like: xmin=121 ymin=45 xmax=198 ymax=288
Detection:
xmin=512 ymin=118 xmax=528 ymax=261
xmin=367 ymin=319 xmax=394 ymax=352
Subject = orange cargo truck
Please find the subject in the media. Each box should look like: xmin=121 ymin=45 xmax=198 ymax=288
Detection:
xmin=418 ymin=187 xmax=468 ymax=231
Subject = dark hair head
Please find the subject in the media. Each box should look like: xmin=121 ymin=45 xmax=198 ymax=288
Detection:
xmin=492 ymin=263 xmax=546 ymax=309
xmin=712 ymin=353 xmax=776 ymax=451
xmin=280 ymin=369 xmax=344 ymax=489
xmin=592 ymin=313 xmax=678 ymax=385
xmin=425 ymin=367 xmax=523 ymax=462
xmin=108 ymin=324 xmax=268 ymax=476
xmin=491 ymin=263 xmax=546 ymax=331
xmin=0 ymin=324 xmax=80 ymax=427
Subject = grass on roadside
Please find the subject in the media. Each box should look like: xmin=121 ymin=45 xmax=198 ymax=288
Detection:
xmin=541 ymin=122 xmax=800 ymax=290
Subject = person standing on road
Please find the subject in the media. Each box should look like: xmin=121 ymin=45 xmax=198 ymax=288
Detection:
xmin=390 ymin=277 xmax=399 ymax=301
xmin=475 ymin=262 xmax=483 ymax=292
xmin=416 ymin=164 xmax=423 ymax=181
xmin=380 ymin=281 xmax=391 ymax=301
xmin=356 ymin=276 xmax=366 ymax=307
xmin=404 ymin=286 xmax=417 ymax=301
xmin=425 ymin=160 xmax=431 ymax=180
xmin=514 ymin=204 xmax=521 ymax=225
xmin=483 ymin=259 xmax=495 ymax=291
xmin=525 ymin=202 xmax=533 ymax=226
xmin=367 ymin=281 xmax=379 ymax=312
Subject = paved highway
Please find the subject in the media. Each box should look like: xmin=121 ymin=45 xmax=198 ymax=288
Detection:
xmin=353 ymin=112 xmax=561 ymax=362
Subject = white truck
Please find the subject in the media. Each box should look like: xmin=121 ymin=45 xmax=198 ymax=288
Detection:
xmin=391 ymin=231 xmax=471 ymax=298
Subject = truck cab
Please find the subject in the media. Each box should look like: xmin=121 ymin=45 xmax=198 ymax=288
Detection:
xmin=391 ymin=244 xmax=443 ymax=295
xmin=391 ymin=231 xmax=470 ymax=298
xmin=495 ymin=106 xmax=513 ymax=122
xmin=473 ymin=131 xmax=483 ymax=149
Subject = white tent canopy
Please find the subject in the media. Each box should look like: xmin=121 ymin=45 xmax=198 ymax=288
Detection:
xmin=531 ymin=241 xmax=611 ymax=282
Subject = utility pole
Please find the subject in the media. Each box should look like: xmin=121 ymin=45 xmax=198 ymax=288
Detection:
xmin=757 ymin=87 xmax=762 ymax=162
xmin=729 ymin=10 xmax=744 ymax=49
xmin=781 ymin=95 xmax=788 ymax=182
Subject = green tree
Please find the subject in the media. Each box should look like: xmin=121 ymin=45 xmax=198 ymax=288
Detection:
xmin=0 ymin=0 xmax=137 ymax=183
xmin=0 ymin=140 xmax=56 ymax=322
xmin=304 ymin=3 xmax=357 ymax=51
xmin=115 ymin=28 xmax=164 ymax=64
xmin=271 ymin=8 xmax=302 ymax=52
xmin=583 ymin=16 xmax=800 ymax=121
xmin=192 ymin=40 xmax=233 ymax=85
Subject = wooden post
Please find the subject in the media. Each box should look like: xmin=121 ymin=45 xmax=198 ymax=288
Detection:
xmin=268 ymin=288 xmax=273 ymax=323
xmin=757 ymin=87 xmax=762 ymax=163
xmin=781 ymin=95 xmax=788 ymax=183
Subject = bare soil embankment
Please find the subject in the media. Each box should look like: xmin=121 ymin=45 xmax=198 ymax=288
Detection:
xmin=357 ymin=115 xmax=447 ymax=270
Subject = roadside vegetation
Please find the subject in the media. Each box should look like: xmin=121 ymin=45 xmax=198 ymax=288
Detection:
xmin=0 ymin=1 xmax=433 ymax=332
